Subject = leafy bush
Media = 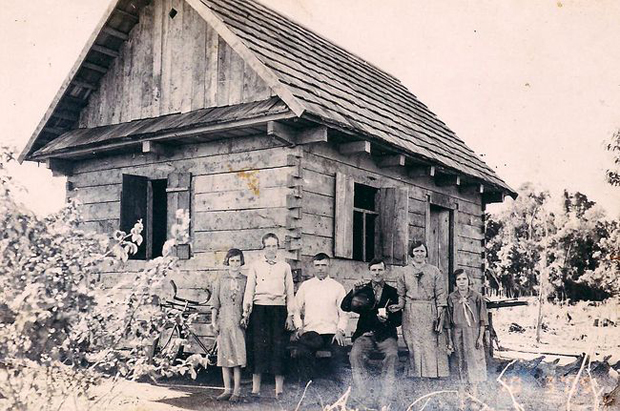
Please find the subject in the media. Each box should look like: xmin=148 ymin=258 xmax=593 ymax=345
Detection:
xmin=0 ymin=147 xmax=207 ymax=410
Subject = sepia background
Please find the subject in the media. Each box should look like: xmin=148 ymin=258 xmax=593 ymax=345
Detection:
xmin=1 ymin=0 xmax=619 ymax=216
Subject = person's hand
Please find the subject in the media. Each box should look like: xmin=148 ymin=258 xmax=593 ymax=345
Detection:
xmin=332 ymin=330 xmax=346 ymax=346
xmin=475 ymin=336 xmax=483 ymax=350
xmin=387 ymin=304 xmax=401 ymax=313
xmin=353 ymin=280 xmax=367 ymax=290
xmin=285 ymin=316 xmax=295 ymax=331
xmin=239 ymin=315 xmax=248 ymax=329
xmin=290 ymin=329 xmax=301 ymax=341
xmin=446 ymin=343 xmax=454 ymax=355
xmin=377 ymin=313 xmax=388 ymax=323
xmin=243 ymin=304 xmax=252 ymax=317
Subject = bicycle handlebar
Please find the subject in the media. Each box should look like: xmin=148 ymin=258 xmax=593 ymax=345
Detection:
xmin=168 ymin=280 xmax=211 ymax=306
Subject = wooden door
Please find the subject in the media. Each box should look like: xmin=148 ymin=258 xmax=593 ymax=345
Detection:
xmin=428 ymin=205 xmax=454 ymax=291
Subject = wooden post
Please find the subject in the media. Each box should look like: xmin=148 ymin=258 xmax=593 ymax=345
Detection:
xmin=536 ymin=219 xmax=549 ymax=344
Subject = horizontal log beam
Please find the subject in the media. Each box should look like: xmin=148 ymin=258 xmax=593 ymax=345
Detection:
xmin=377 ymin=154 xmax=406 ymax=168
xmin=267 ymin=121 xmax=296 ymax=146
xmin=91 ymin=44 xmax=120 ymax=58
xmin=267 ymin=121 xmax=328 ymax=146
xmin=113 ymin=8 xmax=139 ymax=23
xmin=71 ymin=79 xmax=97 ymax=90
xmin=339 ymin=140 xmax=371 ymax=155
xmin=82 ymin=61 xmax=108 ymax=74
xmin=102 ymin=26 xmax=129 ymax=41
xmin=298 ymin=125 xmax=328 ymax=144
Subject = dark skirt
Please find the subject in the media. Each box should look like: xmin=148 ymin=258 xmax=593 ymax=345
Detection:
xmin=246 ymin=304 xmax=288 ymax=375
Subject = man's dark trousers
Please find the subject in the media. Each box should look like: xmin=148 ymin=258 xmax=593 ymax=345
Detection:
xmin=296 ymin=331 xmax=346 ymax=383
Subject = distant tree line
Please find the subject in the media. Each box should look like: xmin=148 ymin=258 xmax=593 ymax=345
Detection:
xmin=485 ymin=132 xmax=620 ymax=302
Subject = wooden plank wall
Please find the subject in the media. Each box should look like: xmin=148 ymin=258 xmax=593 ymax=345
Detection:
xmin=68 ymin=135 xmax=300 ymax=300
xmin=296 ymin=143 xmax=485 ymax=292
xmin=78 ymin=0 xmax=273 ymax=129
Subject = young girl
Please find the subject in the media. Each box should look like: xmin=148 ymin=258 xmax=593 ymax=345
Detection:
xmin=446 ymin=269 xmax=488 ymax=397
xmin=211 ymin=248 xmax=248 ymax=403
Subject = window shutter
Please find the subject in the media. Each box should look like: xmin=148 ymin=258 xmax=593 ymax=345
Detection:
xmin=334 ymin=172 xmax=354 ymax=258
xmin=379 ymin=187 xmax=409 ymax=265
xmin=167 ymin=172 xmax=192 ymax=259
xmin=120 ymin=174 xmax=149 ymax=260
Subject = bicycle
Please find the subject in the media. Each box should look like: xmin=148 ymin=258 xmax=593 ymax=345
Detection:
xmin=151 ymin=280 xmax=217 ymax=366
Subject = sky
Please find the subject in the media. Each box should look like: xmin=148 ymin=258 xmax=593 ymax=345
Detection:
xmin=1 ymin=0 xmax=619 ymax=217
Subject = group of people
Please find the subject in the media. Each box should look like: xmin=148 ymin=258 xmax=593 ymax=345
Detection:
xmin=209 ymin=233 xmax=488 ymax=406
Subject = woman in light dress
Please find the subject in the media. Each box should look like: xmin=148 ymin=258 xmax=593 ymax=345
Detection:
xmin=211 ymin=248 xmax=248 ymax=403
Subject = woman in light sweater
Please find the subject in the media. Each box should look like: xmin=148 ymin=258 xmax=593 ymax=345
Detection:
xmin=242 ymin=233 xmax=295 ymax=399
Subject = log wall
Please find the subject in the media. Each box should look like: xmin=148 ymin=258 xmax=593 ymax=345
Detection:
xmin=68 ymin=134 xmax=300 ymax=301
xmin=295 ymin=143 xmax=485 ymax=293
xmin=78 ymin=0 xmax=274 ymax=128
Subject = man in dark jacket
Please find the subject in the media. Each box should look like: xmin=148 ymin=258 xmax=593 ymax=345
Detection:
xmin=341 ymin=258 xmax=402 ymax=407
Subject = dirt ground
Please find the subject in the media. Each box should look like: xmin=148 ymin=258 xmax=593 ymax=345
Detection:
xmin=2 ymin=299 xmax=619 ymax=410
xmin=45 ymin=357 xmax=618 ymax=411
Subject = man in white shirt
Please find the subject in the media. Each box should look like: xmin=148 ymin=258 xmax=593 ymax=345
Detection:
xmin=292 ymin=253 xmax=349 ymax=383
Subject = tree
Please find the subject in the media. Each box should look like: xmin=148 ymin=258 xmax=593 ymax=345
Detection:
xmin=606 ymin=130 xmax=620 ymax=187
xmin=485 ymin=183 xmax=551 ymax=297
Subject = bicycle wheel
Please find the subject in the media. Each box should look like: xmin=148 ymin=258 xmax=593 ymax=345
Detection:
xmin=153 ymin=324 xmax=182 ymax=362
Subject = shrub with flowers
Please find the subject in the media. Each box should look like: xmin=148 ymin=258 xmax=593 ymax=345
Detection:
xmin=0 ymin=147 xmax=207 ymax=410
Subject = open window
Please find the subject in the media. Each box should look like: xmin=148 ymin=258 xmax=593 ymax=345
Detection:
xmin=120 ymin=172 xmax=191 ymax=260
xmin=353 ymin=183 xmax=378 ymax=262
xmin=334 ymin=172 xmax=409 ymax=265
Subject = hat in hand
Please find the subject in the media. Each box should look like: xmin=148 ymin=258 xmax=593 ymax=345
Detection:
xmin=349 ymin=287 xmax=375 ymax=314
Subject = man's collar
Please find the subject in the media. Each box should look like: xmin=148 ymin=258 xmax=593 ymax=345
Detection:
xmin=371 ymin=280 xmax=385 ymax=288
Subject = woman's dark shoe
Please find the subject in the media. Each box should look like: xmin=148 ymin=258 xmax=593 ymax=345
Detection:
xmin=229 ymin=394 xmax=241 ymax=403
xmin=216 ymin=392 xmax=232 ymax=401
xmin=249 ymin=391 xmax=261 ymax=400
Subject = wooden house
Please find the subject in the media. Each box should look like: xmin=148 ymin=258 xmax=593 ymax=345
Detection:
xmin=19 ymin=0 xmax=516 ymax=305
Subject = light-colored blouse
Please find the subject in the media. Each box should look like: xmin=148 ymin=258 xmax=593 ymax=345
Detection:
xmin=397 ymin=263 xmax=447 ymax=307
xmin=242 ymin=256 xmax=295 ymax=313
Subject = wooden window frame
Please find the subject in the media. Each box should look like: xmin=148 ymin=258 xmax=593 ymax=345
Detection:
xmin=120 ymin=172 xmax=192 ymax=261
xmin=352 ymin=183 xmax=379 ymax=262
xmin=334 ymin=172 xmax=409 ymax=265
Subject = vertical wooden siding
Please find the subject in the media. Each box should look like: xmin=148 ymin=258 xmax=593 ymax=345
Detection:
xmin=78 ymin=0 xmax=273 ymax=128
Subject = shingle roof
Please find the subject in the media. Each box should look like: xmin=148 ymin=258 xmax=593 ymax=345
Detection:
xmin=21 ymin=0 xmax=514 ymax=195
xmin=30 ymin=97 xmax=291 ymax=158
xmin=201 ymin=0 xmax=514 ymax=194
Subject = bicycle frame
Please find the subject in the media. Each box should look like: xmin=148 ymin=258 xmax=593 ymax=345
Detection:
xmin=155 ymin=280 xmax=215 ymax=363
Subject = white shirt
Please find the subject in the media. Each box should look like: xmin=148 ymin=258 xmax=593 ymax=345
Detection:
xmin=294 ymin=276 xmax=348 ymax=335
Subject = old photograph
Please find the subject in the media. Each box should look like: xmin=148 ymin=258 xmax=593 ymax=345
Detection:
xmin=1 ymin=0 xmax=619 ymax=410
